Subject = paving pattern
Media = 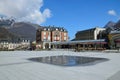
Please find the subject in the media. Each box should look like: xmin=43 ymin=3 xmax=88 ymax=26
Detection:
xmin=0 ymin=51 xmax=120 ymax=80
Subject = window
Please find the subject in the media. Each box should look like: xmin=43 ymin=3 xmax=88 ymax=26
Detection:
xmin=48 ymin=36 xmax=50 ymax=41
xmin=43 ymin=36 xmax=46 ymax=41
xmin=56 ymin=28 xmax=58 ymax=31
xmin=48 ymin=28 xmax=50 ymax=31
xmin=64 ymin=37 xmax=66 ymax=40
xmin=43 ymin=32 xmax=46 ymax=35
xmin=54 ymin=36 xmax=56 ymax=40
xmin=44 ymin=28 xmax=46 ymax=31
xmin=57 ymin=37 xmax=60 ymax=41
xmin=64 ymin=33 xmax=66 ymax=36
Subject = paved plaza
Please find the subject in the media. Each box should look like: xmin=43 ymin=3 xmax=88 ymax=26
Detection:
xmin=0 ymin=50 xmax=120 ymax=80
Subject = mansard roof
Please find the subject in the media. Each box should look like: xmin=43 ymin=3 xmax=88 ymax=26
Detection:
xmin=37 ymin=26 xmax=67 ymax=32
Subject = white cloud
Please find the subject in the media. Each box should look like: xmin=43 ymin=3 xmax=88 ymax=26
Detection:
xmin=0 ymin=0 xmax=51 ymax=24
xmin=108 ymin=10 xmax=117 ymax=16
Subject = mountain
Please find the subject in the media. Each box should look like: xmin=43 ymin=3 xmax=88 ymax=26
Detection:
xmin=0 ymin=27 xmax=19 ymax=42
xmin=104 ymin=21 xmax=116 ymax=29
xmin=8 ymin=22 xmax=40 ymax=41
xmin=104 ymin=20 xmax=120 ymax=33
xmin=0 ymin=18 xmax=41 ymax=42
xmin=0 ymin=18 xmax=14 ymax=28
xmin=117 ymin=20 xmax=120 ymax=23
xmin=114 ymin=20 xmax=120 ymax=30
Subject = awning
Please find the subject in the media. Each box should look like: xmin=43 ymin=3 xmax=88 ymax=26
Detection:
xmin=115 ymin=39 xmax=120 ymax=43
xmin=95 ymin=42 xmax=107 ymax=44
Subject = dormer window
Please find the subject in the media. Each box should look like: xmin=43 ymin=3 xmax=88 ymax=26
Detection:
xmin=48 ymin=28 xmax=50 ymax=31
xmin=56 ymin=28 xmax=58 ymax=31
xmin=44 ymin=28 xmax=46 ymax=31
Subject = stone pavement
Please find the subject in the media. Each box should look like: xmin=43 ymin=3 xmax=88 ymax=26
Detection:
xmin=0 ymin=51 xmax=120 ymax=80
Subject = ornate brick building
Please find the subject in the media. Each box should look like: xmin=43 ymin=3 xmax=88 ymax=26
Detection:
xmin=36 ymin=26 xmax=68 ymax=49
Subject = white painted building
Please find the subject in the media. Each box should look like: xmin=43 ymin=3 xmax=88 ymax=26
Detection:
xmin=0 ymin=40 xmax=30 ymax=50
xmin=94 ymin=27 xmax=106 ymax=40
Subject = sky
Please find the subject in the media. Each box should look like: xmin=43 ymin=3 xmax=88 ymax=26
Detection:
xmin=0 ymin=0 xmax=120 ymax=40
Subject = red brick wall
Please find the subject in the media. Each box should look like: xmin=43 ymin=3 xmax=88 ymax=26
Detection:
xmin=36 ymin=28 xmax=68 ymax=42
